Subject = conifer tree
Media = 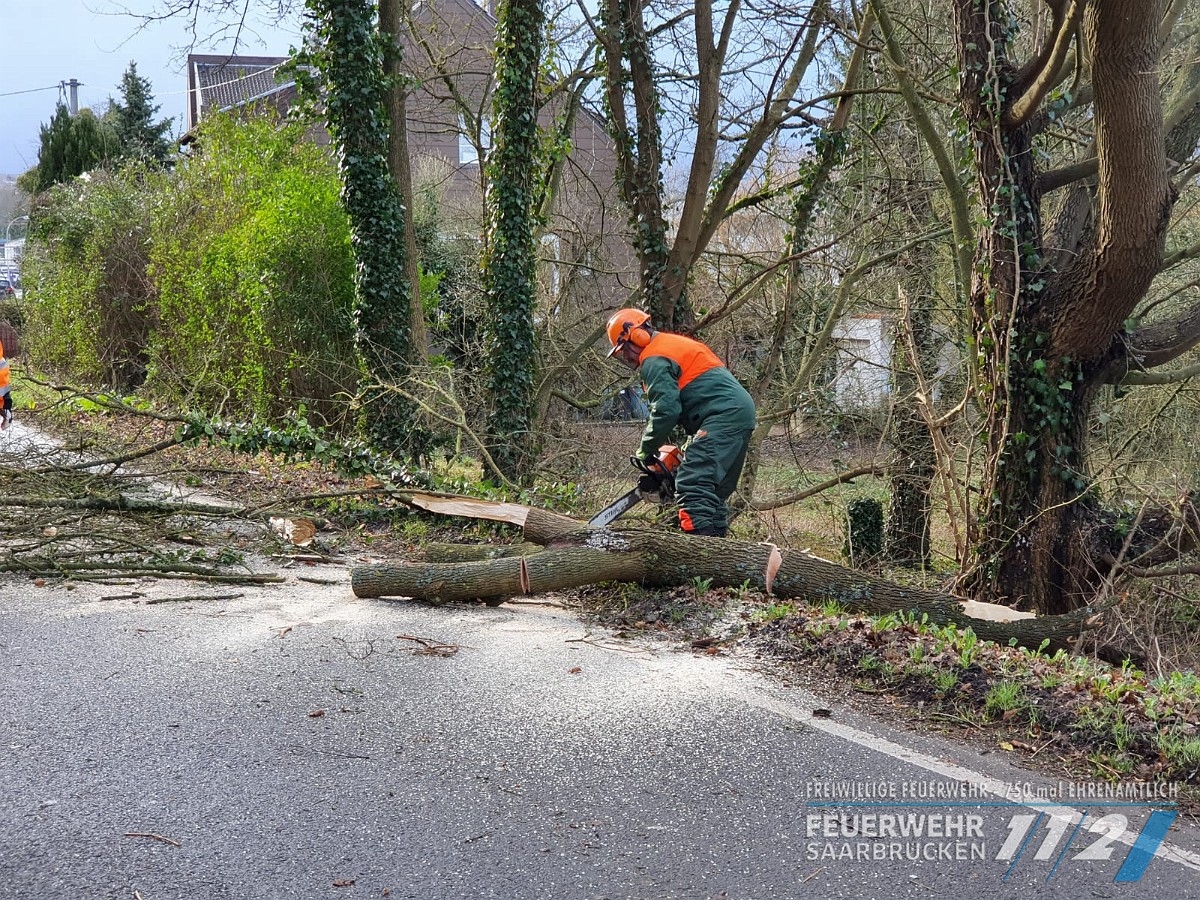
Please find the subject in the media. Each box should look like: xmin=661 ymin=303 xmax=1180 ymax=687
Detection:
xmin=107 ymin=62 xmax=175 ymax=163
xmin=24 ymin=104 xmax=117 ymax=194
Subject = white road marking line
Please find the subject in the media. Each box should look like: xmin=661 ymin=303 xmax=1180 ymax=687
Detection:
xmin=736 ymin=688 xmax=1200 ymax=873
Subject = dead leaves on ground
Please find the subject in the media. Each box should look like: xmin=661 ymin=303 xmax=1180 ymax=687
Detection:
xmin=269 ymin=516 xmax=317 ymax=548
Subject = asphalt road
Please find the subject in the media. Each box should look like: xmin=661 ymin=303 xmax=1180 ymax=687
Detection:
xmin=2 ymin=566 xmax=1199 ymax=899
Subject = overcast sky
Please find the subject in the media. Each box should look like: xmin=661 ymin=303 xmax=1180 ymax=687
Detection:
xmin=1 ymin=1 xmax=302 ymax=176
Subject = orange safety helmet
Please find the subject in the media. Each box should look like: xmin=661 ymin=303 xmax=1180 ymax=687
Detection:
xmin=605 ymin=308 xmax=652 ymax=357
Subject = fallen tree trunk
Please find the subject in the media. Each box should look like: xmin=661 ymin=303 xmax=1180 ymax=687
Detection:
xmin=352 ymin=527 xmax=783 ymax=604
xmin=769 ymin=546 xmax=1100 ymax=649
xmin=351 ymin=492 xmax=1107 ymax=651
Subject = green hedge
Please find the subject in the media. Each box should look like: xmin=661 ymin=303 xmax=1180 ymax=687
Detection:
xmin=22 ymin=115 xmax=360 ymax=424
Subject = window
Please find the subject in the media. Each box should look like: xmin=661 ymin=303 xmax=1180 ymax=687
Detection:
xmin=541 ymin=232 xmax=561 ymax=299
xmin=458 ymin=112 xmax=492 ymax=165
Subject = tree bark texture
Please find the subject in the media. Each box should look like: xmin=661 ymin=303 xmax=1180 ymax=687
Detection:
xmin=379 ymin=0 xmax=429 ymax=365
xmin=886 ymin=315 xmax=936 ymax=567
xmin=885 ymin=156 xmax=939 ymax=567
xmin=955 ymin=0 xmax=1174 ymax=614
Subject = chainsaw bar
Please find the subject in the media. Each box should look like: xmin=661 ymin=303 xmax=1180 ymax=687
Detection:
xmin=588 ymin=443 xmax=681 ymax=528
xmin=587 ymin=487 xmax=645 ymax=528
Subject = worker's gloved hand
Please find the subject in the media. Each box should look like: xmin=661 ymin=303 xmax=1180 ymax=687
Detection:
xmin=637 ymin=470 xmax=664 ymax=497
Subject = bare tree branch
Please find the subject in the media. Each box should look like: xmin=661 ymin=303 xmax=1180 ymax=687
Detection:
xmin=749 ymin=464 xmax=886 ymax=511
xmin=1007 ymin=0 xmax=1085 ymax=130
xmin=869 ymin=0 xmax=973 ymax=300
xmin=680 ymin=1 xmax=831 ymax=286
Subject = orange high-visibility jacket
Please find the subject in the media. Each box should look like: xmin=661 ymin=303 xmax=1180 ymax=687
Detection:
xmin=637 ymin=332 xmax=724 ymax=390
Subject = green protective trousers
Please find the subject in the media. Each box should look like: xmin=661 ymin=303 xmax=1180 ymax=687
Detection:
xmin=670 ymin=366 xmax=756 ymax=533
xmin=674 ymin=409 xmax=755 ymax=533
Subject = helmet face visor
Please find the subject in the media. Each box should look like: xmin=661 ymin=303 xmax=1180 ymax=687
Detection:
xmin=606 ymin=337 xmax=627 ymax=358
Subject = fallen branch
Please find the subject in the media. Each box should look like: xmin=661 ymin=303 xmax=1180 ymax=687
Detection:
xmin=142 ymin=592 xmax=244 ymax=605
xmin=26 ymin=435 xmax=187 ymax=475
xmin=3 ymin=561 xmax=284 ymax=584
xmin=0 ymin=494 xmax=238 ymax=516
xmin=122 ymin=832 xmax=182 ymax=848
xmin=395 ymin=634 xmax=462 ymax=657
xmin=0 ymin=413 xmax=352 ymax=590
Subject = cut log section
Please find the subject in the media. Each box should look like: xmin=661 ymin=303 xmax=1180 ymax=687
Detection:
xmin=352 ymin=492 xmax=1104 ymax=650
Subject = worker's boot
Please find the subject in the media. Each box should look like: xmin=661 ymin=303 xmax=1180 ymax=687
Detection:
xmin=689 ymin=525 xmax=727 ymax=538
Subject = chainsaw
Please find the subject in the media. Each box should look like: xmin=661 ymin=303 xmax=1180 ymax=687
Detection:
xmin=588 ymin=444 xmax=682 ymax=528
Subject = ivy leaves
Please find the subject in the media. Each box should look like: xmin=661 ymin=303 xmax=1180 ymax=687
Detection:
xmin=301 ymin=0 xmax=423 ymax=458
xmin=483 ymin=0 xmax=546 ymax=484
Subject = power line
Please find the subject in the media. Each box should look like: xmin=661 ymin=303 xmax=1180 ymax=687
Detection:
xmin=0 ymin=84 xmax=61 ymax=98
xmin=1 ymin=59 xmax=292 ymax=116
xmin=0 ymin=62 xmax=288 ymax=102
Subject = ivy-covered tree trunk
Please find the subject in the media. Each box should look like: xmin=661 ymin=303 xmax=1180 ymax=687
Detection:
xmin=304 ymin=0 xmax=421 ymax=456
xmin=482 ymin=0 xmax=545 ymax=484
xmin=598 ymin=0 xmax=671 ymax=324
xmin=955 ymin=1 xmax=1172 ymax=613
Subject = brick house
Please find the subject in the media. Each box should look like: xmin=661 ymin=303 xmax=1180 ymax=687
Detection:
xmin=185 ymin=1 xmax=636 ymax=315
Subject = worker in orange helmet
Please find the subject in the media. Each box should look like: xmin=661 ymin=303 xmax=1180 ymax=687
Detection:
xmin=605 ymin=308 xmax=756 ymax=537
xmin=0 ymin=337 xmax=11 ymax=431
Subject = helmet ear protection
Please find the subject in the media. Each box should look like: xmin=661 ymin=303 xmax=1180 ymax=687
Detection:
xmin=625 ymin=323 xmax=651 ymax=349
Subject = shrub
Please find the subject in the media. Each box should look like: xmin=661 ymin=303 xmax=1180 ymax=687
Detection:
xmin=22 ymin=167 xmax=156 ymax=388
xmin=844 ymin=496 xmax=884 ymax=564
xmin=22 ymin=114 xmax=359 ymax=425
xmin=148 ymin=115 xmax=358 ymax=422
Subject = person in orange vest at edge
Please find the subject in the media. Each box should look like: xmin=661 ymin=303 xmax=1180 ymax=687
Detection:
xmin=0 ymin=340 xmax=11 ymax=434
xmin=605 ymin=308 xmax=756 ymax=537
xmin=0 ymin=337 xmax=11 ymax=431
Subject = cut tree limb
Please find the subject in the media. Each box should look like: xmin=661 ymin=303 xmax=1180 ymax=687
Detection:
xmin=0 ymin=494 xmax=238 ymax=516
xmin=353 ymin=493 xmax=1105 ymax=651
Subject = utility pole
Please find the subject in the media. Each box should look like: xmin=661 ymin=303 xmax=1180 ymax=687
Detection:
xmin=61 ymin=79 xmax=81 ymax=115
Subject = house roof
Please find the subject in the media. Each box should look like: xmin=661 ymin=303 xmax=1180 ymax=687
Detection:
xmin=187 ymin=55 xmax=293 ymax=131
